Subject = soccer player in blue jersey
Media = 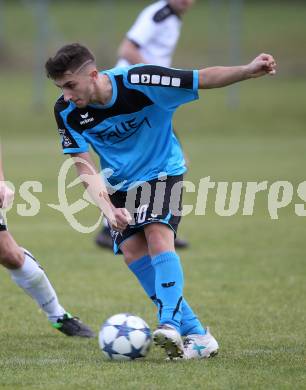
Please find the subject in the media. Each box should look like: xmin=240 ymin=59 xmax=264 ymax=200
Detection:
xmin=0 ymin=149 xmax=94 ymax=337
xmin=45 ymin=43 xmax=276 ymax=359
xmin=95 ymin=0 xmax=195 ymax=250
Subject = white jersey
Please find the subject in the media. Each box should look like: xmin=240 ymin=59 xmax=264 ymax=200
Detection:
xmin=0 ymin=209 xmax=7 ymax=230
xmin=116 ymin=1 xmax=182 ymax=68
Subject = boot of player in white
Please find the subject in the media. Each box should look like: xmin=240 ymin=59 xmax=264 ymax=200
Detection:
xmin=183 ymin=327 xmax=219 ymax=359
xmin=153 ymin=324 xmax=184 ymax=359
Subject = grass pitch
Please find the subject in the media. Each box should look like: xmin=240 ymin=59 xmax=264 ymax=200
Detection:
xmin=1 ymin=1 xmax=306 ymax=389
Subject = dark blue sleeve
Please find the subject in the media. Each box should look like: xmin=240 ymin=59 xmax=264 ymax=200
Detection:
xmin=124 ymin=65 xmax=199 ymax=110
xmin=54 ymin=102 xmax=89 ymax=154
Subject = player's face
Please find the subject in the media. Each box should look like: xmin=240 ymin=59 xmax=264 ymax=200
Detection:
xmin=169 ymin=0 xmax=194 ymax=14
xmin=54 ymin=72 xmax=95 ymax=108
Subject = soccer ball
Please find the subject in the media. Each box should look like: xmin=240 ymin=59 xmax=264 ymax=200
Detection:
xmin=99 ymin=313 xmax=152 ymax=360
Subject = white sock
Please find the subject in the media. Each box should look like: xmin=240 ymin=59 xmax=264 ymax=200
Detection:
xmin=9 ymin=249 xmax=66 ymax=323
xmin=103 ymin=218 xmax=109 ymax=228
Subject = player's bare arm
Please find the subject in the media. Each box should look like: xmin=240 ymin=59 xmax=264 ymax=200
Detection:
xmin=117 ymin=38 xmax=147 ymax=65
xmin=71 ymin=152 xmax=131 ymax=232
xmin=199 ymin=53 xmax=277 ymax=89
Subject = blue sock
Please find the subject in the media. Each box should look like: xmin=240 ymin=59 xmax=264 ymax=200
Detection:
xmin=180 ymin=300 xmax=206 ymax=336
xmin=128 ymin=255 xmax=155 ymax=299
xmin=151 ymin=251 xmax=184 ymax=331
xmin=128 ymin=255 xmax=205 ymax=335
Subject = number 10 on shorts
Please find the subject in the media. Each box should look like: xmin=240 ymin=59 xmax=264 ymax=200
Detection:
xmin=137 ymin=204 xmax=149 ymax=224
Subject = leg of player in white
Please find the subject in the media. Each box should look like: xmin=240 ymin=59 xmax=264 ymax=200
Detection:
xmin=0 ymin=214 xmax=94 ymax=337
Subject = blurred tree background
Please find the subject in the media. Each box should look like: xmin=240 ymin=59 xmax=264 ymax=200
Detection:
xmin=0 ymin=0 xmax=305 ymax=109
xmin=0 ymin=4 xmax=305 ymax=388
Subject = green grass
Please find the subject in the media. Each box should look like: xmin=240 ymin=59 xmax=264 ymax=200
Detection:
xmin=1 ymin=80 xmax=305 ymax=388
xmin=1 ymin=1 xmax=306 ymax=389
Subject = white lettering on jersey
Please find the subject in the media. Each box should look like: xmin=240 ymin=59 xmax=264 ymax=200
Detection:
xmin=131 ymin=74 xmax=140 ymax=83
xmin=130 ymin=73 xmax=182 ymax=88
xmin=141 ymin=74 xmax=151 ymax=83
xmin=151 ymin=75 xmax=161 ymax=84
xmin=171 ymin=78 xmax=181 ymax=87
xmin=161 ymin=76 xmax=171 ymax=86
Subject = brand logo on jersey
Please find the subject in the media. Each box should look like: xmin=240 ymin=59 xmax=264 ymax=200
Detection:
xmin=63 ymin=135 xmax=73 ymax=147
xmin=161 ymin=282 xmax=176 ymax=288
xmin=80 ymin=113 xmax=94 ymax=125
xmin=58 ymin=129 xmax=73 ymax=147
xmin=130 ymin=73 xmax=181 ymax=87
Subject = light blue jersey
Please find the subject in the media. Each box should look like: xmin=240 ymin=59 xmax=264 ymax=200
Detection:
xmin=54 ymin=65 xmax=199 ymax=190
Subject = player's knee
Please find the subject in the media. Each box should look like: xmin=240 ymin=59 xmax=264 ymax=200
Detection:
xmin=122 ymin=244 xmax=148 ymax=265
xmin=122 ymin=245 xmax=145 ymax=265
xmin=123 ymin=251 xmax=135 ymax=265
xmin=147 ymin=234 xmax=167 ymax=254
xmin=121 ymin=233 xmax=148 ymax=265
xmin=0 ymin=242 xmax=24 ymax=269
xmin=145 ymin=225 xmax=174 ymax=255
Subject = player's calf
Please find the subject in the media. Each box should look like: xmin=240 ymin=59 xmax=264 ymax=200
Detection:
xmin=0 ymin=231 xmax=24 ymax=269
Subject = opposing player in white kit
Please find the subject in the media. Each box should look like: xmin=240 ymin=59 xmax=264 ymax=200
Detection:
xmin=117 ymin=0 xmax=194 ymax=68
xmin=95 ymin=0 xmax=194 ymax=250
xmin=0 ymin=149 xmax=94 ymax=337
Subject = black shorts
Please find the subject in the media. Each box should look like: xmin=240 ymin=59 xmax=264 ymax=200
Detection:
xmin=109 ymin=174 xmax=184 ymax=254
xmin=0 ymin=211 xmax=7 ymax=232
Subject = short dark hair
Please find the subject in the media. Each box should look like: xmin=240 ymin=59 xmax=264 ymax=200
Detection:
xmin=45 ymin=43 xmax=95 ymax=79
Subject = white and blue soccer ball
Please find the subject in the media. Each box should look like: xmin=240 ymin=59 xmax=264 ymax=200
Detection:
xmin=99 ymin=313 xmax=152 ymax=360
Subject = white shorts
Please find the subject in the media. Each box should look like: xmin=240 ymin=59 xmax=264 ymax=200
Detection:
xmin=0 ymin=210 xmax=7 ymax=231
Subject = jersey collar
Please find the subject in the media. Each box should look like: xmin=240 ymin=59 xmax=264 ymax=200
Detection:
xmin=88 ymin=71 xmax=117 ymax=109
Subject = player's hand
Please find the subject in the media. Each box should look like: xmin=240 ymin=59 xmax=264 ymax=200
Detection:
xmin=246 ymin=53 xmax=277 ymax=78
xmin=0 ymin=181 xmax=14 ymax=209
xmin=109 ymin=207 xmax=132 ymax=233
